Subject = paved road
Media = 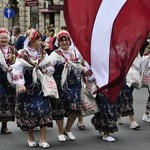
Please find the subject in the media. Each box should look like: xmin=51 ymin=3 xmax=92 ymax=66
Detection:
xmin=0 ymin=88 xmax=149 ymax=150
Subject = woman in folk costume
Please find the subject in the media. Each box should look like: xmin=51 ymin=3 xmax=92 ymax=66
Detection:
xmin=49 ymin=30 xmax=90 ymax=142
xmin=140 ymin=43 xmax=150 ymax=122
xmin=91 ymin=93 xmax=120 ymax=142
xmin=92 ymin=53 xmax=142 ymax=142
xmin=12 ymin=29 xmax=55 ymax=148
xmin=0 ymin=27 xmax=17 ymax=134
xmin=91 ymin=58 xmax=140 ymax=142
xmin=117 ymin=82 xmax=140 ymax=129
xmin=116 ymin=52 xmax=141 ymax=129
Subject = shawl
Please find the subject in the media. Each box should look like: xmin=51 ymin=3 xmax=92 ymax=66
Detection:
xmin=14 ymin=49 xmax=53 ymax=85
xmin=0 ymin=46 xmax=16 ymax=83
xmin=49 ymin=49 xmax=83 ymax=87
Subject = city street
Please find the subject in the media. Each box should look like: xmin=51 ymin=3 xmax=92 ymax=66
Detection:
xmin=0 ymin=88 xmax=149 ymax=150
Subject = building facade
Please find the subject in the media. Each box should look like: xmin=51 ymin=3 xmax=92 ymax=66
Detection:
xmin=0 ymin=0 xmax=65 ymax=33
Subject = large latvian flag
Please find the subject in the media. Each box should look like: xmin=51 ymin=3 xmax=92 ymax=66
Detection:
xmin=64 ymin=0 xmax=150 ymax=103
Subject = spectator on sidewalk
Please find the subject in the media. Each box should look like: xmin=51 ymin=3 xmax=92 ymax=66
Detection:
xmin=12 ymin=26 xmax=26 ymax=51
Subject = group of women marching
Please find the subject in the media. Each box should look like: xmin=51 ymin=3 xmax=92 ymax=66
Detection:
xmin=0 ymin=26 xmax=149 ymax=149
xmin=0 ymin=27 xmax=98 ymax=148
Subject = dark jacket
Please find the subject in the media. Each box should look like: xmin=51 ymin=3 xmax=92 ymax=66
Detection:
xmin=15 ymin=35 xmax=26 ymax=51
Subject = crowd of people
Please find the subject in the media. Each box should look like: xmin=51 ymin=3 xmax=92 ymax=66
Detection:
xmin=0 ymin=25 xmax=149 ymax=149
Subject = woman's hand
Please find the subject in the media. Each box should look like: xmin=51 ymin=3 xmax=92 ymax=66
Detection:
xmin=18 ymin=84 xmax=26 ymax=93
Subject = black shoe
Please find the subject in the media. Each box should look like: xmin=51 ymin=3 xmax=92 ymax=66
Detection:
xmin=77 ymin=124 xmax=85 ymax=130
xmin=1 ymin=128 xmax=11 ymax=134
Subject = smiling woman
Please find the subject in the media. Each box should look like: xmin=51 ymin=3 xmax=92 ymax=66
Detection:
xmin=49 ymin=29 xmax=93 ymax=142
xmin=0 ymin=27 xmax=17 ymax=135
xmin=12 ymin=28 xmax=55 ymax=148
xmin=57 ymin=30 xmax=71 ymax=46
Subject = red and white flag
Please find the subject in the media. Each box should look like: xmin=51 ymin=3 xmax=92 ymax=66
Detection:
xmin=64 ymin=0 xmax=150 ymax=103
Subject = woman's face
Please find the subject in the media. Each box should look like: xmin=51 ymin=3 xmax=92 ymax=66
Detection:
xmin=32 ymin=38 xmax=41 ymax=49
xmin=59 ymin=36 xmax=70 ymax=51
xmin=0 ymin=34 xmax=9 ymax=47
